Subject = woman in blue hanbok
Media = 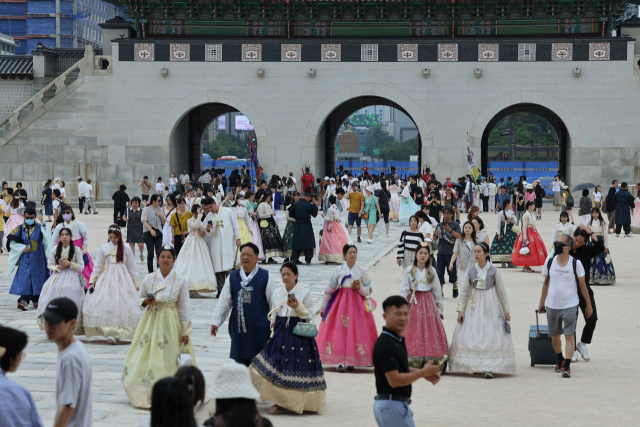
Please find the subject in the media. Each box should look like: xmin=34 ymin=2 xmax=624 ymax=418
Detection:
xmin=398 ymin=182 xmax=420 ymax=225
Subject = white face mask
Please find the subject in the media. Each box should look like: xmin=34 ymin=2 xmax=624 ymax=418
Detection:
xmin=63 ymin=213 xmax=72 ymax=221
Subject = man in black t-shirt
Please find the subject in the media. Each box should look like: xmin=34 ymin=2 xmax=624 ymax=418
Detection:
xmin=409 ymin=176 xmax=425 ymax=206
xmin=111 ymin=185 xmax=130 ymax=225
xmin=373 ymin=296 xmax=441 ymax=427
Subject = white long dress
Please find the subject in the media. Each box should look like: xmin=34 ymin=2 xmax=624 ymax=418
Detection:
xmin=37 ymin=245 xmax=85 ymax=334
xmin=448 ymin=262 xmax=516 ymax=375
xmin=205 ymin=207 xmax=240 ymax=273
xmin=82 ymin=242 xmax=141 ymax=340
xmin=162 ymin=206 xmax=176 ymax=247
xmin=173 ymin=217 xmax=217 ymax=292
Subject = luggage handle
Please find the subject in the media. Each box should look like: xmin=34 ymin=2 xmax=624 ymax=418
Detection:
xmin=535 ymin=309 xmax=550 ymax=341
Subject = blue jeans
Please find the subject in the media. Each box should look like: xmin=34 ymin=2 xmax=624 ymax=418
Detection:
xmin=373 ymin=400 xmax=415 ymax=427
xmin=436 ymin=253 xmax=457 ymax=285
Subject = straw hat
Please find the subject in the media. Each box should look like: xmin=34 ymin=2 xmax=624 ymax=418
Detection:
xmin=54 ymin=177 xmax=61 ymax=184
xmin=209 ymin=364 xmax=260 ymax=400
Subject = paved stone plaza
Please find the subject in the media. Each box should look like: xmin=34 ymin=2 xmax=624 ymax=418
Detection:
xmin=1 ymin=208 xmax=639 ymax=426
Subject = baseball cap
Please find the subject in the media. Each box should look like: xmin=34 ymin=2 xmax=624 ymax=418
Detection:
xmin=38 ymin=297 xmax=78 ymax=323
xmin=351 ymin=182 xmax=358 ymax=187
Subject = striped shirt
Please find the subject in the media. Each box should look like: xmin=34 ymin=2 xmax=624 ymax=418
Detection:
xmin=141 ymin=206 xmax=163 ymax=232
xmin=396 ymin=231 xmax=425 ymax=258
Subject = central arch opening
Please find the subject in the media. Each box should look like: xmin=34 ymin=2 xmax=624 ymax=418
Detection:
xmin=319 ymin=96 xmax=422 ymax=178
xmin=481 ymin=103 xmax=567 ymax=194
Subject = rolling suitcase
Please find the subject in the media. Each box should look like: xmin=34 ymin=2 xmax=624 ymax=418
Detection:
xmin=529 ymin=309 xmax=557 ymax=367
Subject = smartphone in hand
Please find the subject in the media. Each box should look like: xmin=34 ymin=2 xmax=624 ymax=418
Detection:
xmin=146 ymin=293 xmax=155 ymax=300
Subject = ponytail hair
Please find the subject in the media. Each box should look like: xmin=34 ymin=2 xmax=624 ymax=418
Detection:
xmin=107 ymin=224 xmax=125 ymax=263
xmin=477 ymin=242 xmax=491 ymax=261
xmin=55 ymin=228 xmax=75 ymax=265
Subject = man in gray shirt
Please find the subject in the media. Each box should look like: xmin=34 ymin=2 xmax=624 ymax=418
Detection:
xmin=179 ymin=169 xmax=189 ymax=193
xmin=40 ymin=297 xmax=92 ymax=427
xmin=433 ymin=204 xmax=462 ymax=298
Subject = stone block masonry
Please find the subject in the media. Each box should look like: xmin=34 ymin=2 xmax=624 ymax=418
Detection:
xmin=0 ymin=81 xmax=33 ymax=121
xmin=0 ymin=38 xmax=639 ymax=201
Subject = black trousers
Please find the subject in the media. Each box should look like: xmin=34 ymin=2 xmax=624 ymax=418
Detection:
xmin=143 ymin=230 xmax=163 ymax=273
xmin=482 ymin=196 xmax=489 ymax=212
xmin=79 ymin=197 xmax=85 ymax=213
xmin=215 ymin=271 xmax=230 ymax=297
xmin=291 ymin=248 xmax=314 ymax=263
xmin=615 ymin=223 xmax=630 ymax=235
xmin=576 ymin=284 xmax=598 ymax=346
xmin=173 ymin=235 xmax=184 ymax=257
xmin=113 ymin=206 xmax=126 ymax=225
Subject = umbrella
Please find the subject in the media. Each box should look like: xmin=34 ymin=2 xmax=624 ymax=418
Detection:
xmin=449 ymin=182 xmax=463 ymax=188
xmin=572 ymin=183 xmax=598 ymax=192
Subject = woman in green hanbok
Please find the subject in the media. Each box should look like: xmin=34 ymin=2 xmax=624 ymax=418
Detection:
xmin=121 ymin=246 xmax=195 ymax=409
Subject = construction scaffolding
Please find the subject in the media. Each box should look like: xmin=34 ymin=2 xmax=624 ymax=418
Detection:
xmin=0 ymin=0 xmax=123 ymax=55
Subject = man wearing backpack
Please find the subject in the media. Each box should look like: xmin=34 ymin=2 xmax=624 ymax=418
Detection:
xmin=538 ymin=234 xmax=593 ymax=378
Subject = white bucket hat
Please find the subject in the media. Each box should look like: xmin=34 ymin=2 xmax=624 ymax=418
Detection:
xmin=209 ymin=364 xmax=260 ymax=400
xmin=366 ymin=185 xmax=375 ymax=194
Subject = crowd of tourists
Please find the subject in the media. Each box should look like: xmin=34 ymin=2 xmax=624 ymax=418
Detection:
xmin=0 ymin=166 xmax=638 ymax=427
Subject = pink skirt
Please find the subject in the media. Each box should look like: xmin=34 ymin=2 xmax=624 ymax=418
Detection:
xmin=404 ymin=291 xmax=449 ymax=368
xmin=249 ymin=220 xmax=265 ymax=261
xmin=2 ymin=214 xmax=24 ymax=246
xmin=73 ymin=237 xmax=94 ymax=289
xmin=317 ymin=288 xmax=378 ymax=367
xmin=318 ymin=221 xmax=349 ymax=263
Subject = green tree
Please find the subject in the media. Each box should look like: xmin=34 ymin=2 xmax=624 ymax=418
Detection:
xmin=207 ymin=133 xmax=250 ymax=159
xmin=364 ymin=123 xmax=396 ymax=155
xmin=378 ymin=137 xmax=419 ymax=161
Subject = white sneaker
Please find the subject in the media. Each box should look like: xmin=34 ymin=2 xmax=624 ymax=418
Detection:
xmin=366 ymin=239 xmax=372 ymax=244
xmin=337 ymin=364 xmax=346 ymax=373
xmin=571 ymin=352 xmax=579 ymax=362
xmin=616 ymin=234 xmax=620 ymax=237
xmin=484 ymin=372 xmax=493 ymax=379
xmin=576 ymin=342 xmax=590 ymax=361
xmin=625 ymin=234 xmax=632 ymax=238
xmin=106 ymin=336 xmax=117 ymax=345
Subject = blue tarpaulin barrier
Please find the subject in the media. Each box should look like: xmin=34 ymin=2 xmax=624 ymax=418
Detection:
xmin=336 ymin=160 xmax=419 ymax=178
xmin=27 ymin=1 xmax=74 ymax=15
xmin=0 ymin=3 xmax=27 ymax=15
xmin=488 ymin=161 xmax=559 ymax=196
xmin=26 ymin=17 xmax=56 ymax=34
xmin=0 ymin=19 xmax=27 ymax=37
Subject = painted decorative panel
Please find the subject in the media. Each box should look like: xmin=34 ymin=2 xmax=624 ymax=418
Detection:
xmin=397 ymin=44 xmax=418 ymax=62
xmin=321 ymin=44 xmax=341 ymax=62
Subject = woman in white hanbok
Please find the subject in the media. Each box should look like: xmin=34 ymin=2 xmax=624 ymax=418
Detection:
xmin=82 ymin=224 xmax=141 ymax=344
xmin=173 ymin=205 xmax=217 ymax=296
xmin=449 ymin=242 xmax=515 ymax=378
xmin=161 ymin=194 xmax=177 ymax=248
xmin=37 ymin=227 xmax=85 ymax=335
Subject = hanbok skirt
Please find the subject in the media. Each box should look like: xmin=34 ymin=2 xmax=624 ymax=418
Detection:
xmin=401 ymin=250 xmax=417 ymax=270
xmin=389 ymin=187 xmax=400 ymax=221
xmin=317 ymin=288 xmax=378 ymax=367
xmin=73 ymin=237 xmax=93 ymax=289
xmin=448 ymin=288 xmax=516 ymax=375
xmin=490 ymin=224 xmax=518 ymax=263
xmin=318 ymin=221 xmax=348 ymax=263
xmin=398 ymin=197 xmax=420 ymax=225
xmin=122 ymin=306 xmax=196 ymax=409
xmin=405 ymin=291 xmax=449 ymax=368
xmin=162 ymin=222 xmax=173 ymax=248
xmin=37 ymin=269 xmax=85 ymax=335
xmin=590 ymin=248 xmax=616 ymax=286
xmin=282 ymin=222 xmax=295 ymax=258
xmin=82 ymin=263 xmax=141 ymax=340
xmin=511 ymin=228 xmax=548 ymax=267
xmin=259 ymin=217 xmax=284 ymax=259
xmin=2 ymin=214 xmax=24 ymax=246
xmin=238 ymin=219 xmax=252 ymax=244
xmin=250 ymin=220 xmax=266 ymax=261
xmin=631 ymin=205 xmax=640 ymax=234
xmin=250 ymin=317 xmax=326 ymax=414
xmin=173 ymin=234 xmax=217 ymax=291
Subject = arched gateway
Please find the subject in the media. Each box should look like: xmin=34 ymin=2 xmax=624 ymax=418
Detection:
xmin=0 ymin=1 xmax=638 ymax=200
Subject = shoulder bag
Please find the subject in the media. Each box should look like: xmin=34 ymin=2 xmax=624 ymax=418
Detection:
xmin=438 ymin=223 xmax=455 ymax=245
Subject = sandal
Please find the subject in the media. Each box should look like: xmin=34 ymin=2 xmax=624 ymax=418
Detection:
xmin=268 ymin=405 xmax=289 ymax=414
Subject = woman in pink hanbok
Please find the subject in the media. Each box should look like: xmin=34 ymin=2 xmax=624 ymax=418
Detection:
xmin=52 ymin=206 xmax=94 ymax=288
xmin=318 ymin=196 xmax=349 ymax=263
xmin=2 ymin=198 xmax=24 ymax=247
xmin=631 ymin=197 xmax=640 ymax=234
xmin=318 ymin=244 xmax=377 ymax=372
xmin=389 ymin=183 xmax=400 ymax=221
xmin=399 ymin=242 xmax=448 ymax=369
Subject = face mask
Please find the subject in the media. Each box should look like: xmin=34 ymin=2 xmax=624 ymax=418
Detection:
xmin=63 ymin=213 xmax=72 ymax=221
xmin=25 ymin=219 xmax=35 ymax=226
xmin=553 ymin=242 xmax=567 ymax=254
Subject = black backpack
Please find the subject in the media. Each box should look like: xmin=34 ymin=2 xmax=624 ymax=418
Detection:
xmin=565 ymin=193 xmax=574 ymax=208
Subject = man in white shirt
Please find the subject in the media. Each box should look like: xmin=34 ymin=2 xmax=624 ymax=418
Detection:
xmin=539 ymin=234 xmax=593 ymax=378
xmin=84 ymin=179 xmax=98 ymax=215
xmin=488 ymin=179 xmax=497 ymax=212
xmin=179 ymin=169 xmax=189 ymax=193
xmin=481 ymin=178 xmax=489 ymax=212
xmin=76 ymin=177 xmax=86 ymax=214
xmin=288 ymin=172 xmax=297 ymax=184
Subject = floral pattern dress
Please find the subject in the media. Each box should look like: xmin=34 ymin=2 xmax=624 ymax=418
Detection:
xmin=121 ymin=269 xmax=195 ymax=409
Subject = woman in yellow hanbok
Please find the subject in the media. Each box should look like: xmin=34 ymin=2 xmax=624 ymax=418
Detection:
xmin=232 ymin=194 xmax=253 ymax=244
xmin=121 ymin=246 xmax=195 ymax=409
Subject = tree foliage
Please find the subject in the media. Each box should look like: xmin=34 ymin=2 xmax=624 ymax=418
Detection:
xmin=207 ymin=133 xmax=250 ymax=159
xmin=488 ymin=113 xmax=558 ymax=149
xmin=363 ymin=123 xmax=418 ymax=161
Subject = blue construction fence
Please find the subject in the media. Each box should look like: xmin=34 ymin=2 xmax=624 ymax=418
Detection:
xmin=488 ymin=161 xmax=559 ymax=196
xmin=336 ymin=160 xmax=420 ymax=179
